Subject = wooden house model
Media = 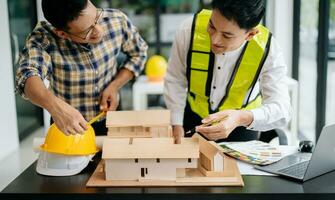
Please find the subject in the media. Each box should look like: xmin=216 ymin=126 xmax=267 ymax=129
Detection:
xmin=106 ymin=110 xmax=172 ymax=138
xmin=103 ymin=137 xmax=199 ymax=181
xmin=102 ymin=135 xmax=225 ymax=181
xmin=102 ymin=111 xmax=226 ymax=182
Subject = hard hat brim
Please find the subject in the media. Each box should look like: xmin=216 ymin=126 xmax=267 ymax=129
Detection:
xmin=36 ymin=151 xmax=95 ymax=177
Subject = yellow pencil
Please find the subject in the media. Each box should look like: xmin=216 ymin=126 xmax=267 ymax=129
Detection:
xmin=201 ymin=115 xmax=228 ymax=127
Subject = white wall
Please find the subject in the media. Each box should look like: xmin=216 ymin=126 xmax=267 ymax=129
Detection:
xmin=0 ymin=1 xmax=19 ymax=161
xmin=266 ymin=0 xmax=294 ymax=76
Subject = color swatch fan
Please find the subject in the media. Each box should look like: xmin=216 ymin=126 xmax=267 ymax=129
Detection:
xmin=219 ymin=140 xmax=283 ymax=165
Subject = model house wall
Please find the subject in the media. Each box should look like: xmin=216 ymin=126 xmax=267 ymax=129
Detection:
xmin=105 ymin=158 xmax=198 ymax=181
xmin=103 ymin=137 xmax=199 ymax=181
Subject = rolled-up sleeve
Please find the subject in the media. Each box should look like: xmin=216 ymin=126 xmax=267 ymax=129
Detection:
xmin=120 ymin=12 xmax=148 ymax=77
xmin=15 ymin=34 xmax=51 ymax=99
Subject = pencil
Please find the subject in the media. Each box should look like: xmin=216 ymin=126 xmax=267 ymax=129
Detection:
xmin=184 ymin=116 xmax=228 ymax=140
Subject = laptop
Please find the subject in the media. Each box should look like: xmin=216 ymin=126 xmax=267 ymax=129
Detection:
xmin=255 ymin=124 xmax=335 ymax=182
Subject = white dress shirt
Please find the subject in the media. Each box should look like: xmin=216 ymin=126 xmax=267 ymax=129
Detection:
xmin=164 ymin=16 xmax=292 ymax=131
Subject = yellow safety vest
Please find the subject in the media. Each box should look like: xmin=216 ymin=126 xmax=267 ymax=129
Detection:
xmin=186 ymin=9 xmax=272 ymax=118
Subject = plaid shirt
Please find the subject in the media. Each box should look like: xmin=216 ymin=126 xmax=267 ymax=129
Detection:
xmin=16 ymin=9 xmax=148 ymax=121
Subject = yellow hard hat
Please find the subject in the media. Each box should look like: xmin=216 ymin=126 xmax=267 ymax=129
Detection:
xmin=145 ymin=55 xmax=168 ymax=81
xmin=40 ymin=124 xmax=99 ymax=156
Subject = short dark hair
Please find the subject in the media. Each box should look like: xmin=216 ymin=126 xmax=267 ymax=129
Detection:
xmin=42 ymin=0 xmax=88 ymax=31
xmin=211 ymin=0 xmax=265 ymax=30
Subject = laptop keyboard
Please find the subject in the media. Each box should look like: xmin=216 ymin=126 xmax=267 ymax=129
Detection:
xmin=278 ymin=161 xmax=309 ymax=178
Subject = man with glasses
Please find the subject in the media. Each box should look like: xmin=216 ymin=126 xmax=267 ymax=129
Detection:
xmin=64 ymin=8 xmax=104 ymax=41
xmin=16 ymin=0 xmax=148 ymax=135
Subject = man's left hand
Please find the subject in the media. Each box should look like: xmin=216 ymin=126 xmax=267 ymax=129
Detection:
xmin=99 ymin=84 xmax=119 ymax=111
xmin=195 ymin=110 xmax=253 ymax=141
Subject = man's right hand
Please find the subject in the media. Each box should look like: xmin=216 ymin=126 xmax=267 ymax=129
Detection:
xmin=172 ymin=125 xmax=184 ymax=144
xmin=49 ymin=98 xmax=88 ymax=136
xmin=23 ymin=76 xmax=88 ymax=136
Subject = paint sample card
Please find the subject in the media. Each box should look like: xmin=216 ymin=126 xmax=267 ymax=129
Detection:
xmin=220 ymin=141 xmax=283 ymax=165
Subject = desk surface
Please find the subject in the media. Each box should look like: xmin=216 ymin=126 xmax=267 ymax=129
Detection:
xmin=1 ymin=155 xmax=335 ymax=200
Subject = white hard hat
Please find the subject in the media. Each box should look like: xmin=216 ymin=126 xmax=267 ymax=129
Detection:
xmin=36 ymin=151 xmax=94 ymax=176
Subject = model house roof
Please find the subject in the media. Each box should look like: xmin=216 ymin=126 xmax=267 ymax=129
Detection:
xmin=193 ymin=133 xmax=224 ymax=158
xmin=102 ymin=138 xmax=199 ymax=159
xmin=106 ymin=110 xmax=170 ymax=127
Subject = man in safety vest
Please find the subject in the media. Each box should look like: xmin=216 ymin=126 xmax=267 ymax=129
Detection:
xmin=164 ymin=0 xmax=291 ymax=143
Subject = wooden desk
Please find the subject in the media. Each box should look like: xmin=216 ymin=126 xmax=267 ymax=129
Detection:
xmin=1 ymin=155 xmax=335 ymax=200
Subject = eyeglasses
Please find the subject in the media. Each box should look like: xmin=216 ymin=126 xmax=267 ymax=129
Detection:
xmin=67 ymin=9 xmax=103 ymax=40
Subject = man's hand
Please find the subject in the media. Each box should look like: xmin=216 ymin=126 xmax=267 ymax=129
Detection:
xmin=172 ymin=125 xmax=184 ymax=144
xmin=99 ymin=84 xmax=119 ymax=112
xmin=23 ymin=76 xmax=88 ymax=136
xmin=195 ymin=110 xmax=253 ymax=141
xmin=99 ymin=68 xmax=135 ymax=112
xmin=49 ymin=98 xmax=88 ymax=136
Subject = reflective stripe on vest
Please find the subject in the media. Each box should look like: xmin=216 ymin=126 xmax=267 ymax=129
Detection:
xmin=186 ymin=9 xmax=272 ymax=119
